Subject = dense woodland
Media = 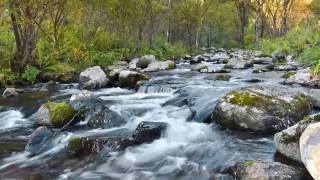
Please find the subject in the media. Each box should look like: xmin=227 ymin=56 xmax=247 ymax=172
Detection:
xmin=0 ymin=0 xmax=319 ymax=86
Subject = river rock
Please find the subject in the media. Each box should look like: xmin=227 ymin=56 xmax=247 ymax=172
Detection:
xmin=192 ymin=63 xmax=208 ymax=72
xmin=25 ymin=126 xmax=52 ymax=157
xmin=211 ymin=86 xmax=312 ymax=133
xmin=79 ymin=66 xmax=109 ymax=89
xmin=2 ymin=88 xmax=25 ymax=98
xmin=272 ymin=51 xmax=286 ymax=62
xmin=251 ymin=57 xmax=273 ymax=65
xmin=87 ymin=107 xmax=126 ymax=129
xmin=274 ymin=113 xmax=320 ymax=163
xmin=68 ymin=129 xmax=133 ymax=156
xmin=143 ymin=60 xmax=175 ymax=72
xmin=224 ymin=58 xmax=253 ymax=69
xmin=132 ymin=121 xmax=167 ymax=145
xmin=229 ymin=160 xmax=310 ymax=180
xmin=214 ymin=74 xmax=232 ymax=81
xmin=190 ymin=55 xmax=205 ymax=64
xmin=31 ymin=102 xmax=77 ymax=128
xmin=274 ymin=64 xmax=298 ymax=71
xmin=285 ymin=68 xmax=320 ymax=88
xmin=129 ymin=58 xmax=140 ymax=70
xmin=119 ymin=70 xmax=149 ymax=88
xmin=70 ymin=90 xmax=96 ymax=110
xmin=300 ymin=122 xmax=320 ymax=180
xmin=137 ymin=55 xmax=157 ymax=69
xmin=252 ymin=65 xmax=275 ymax=73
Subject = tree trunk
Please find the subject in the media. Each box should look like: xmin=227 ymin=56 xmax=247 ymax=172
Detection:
xmin=239 ymin=0 xmax=246 ymax=49
xmin=255 ymin=0 xmax=264 ymax=50
xmin=280 ymin=0 xmax=290 ymax=36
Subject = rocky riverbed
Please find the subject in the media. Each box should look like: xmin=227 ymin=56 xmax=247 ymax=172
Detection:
xmin=0 ymin=48 xmax=319 ymax=179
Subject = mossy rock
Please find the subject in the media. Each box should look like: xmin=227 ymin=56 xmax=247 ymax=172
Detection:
xmin=211 ymin=86 xmax=312 ymax=133
xmin=46 ymin=102 xmax=77 ymax=127
xmin=282 ymin=71 xmax=297 ymax=79
xmin=167 ymin=61 xmax=176 ymax=69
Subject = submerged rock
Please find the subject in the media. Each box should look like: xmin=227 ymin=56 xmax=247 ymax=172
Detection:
xmin=31 ymin=102 xmax=77 ymax=128
xmin=87 ymin=107 xmax=126 ymax=129
xmin=79 ymin=66 xmax=109 ymax=89
xmin=119 ymin=70 xmax=149 ymax=88
xmin=2 ymin=88 xmax=25 ymax=98
xmin=132 ymin=121 xmax=167 ymax=145
xmin=68 ymin=129 xmax=133 ymax=156
xmin=211 ymin=86 xmax=312 ymax=133
xmin=25 ymin=126 xmax=52 ymax=157
xmin=229 ymin=160 xmax=310 ymax=180
xmin=214 ymin=74 xmax=232 ymax=81
xmin=300 ymin=122 xmax=320 ymax=180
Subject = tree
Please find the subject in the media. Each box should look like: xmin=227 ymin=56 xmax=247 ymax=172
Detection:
xmin=8 ymin=0 xmax=52 ymax=73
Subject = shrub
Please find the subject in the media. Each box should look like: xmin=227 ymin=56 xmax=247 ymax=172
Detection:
xmin=21 ymin=66 xmax=40 ymax=84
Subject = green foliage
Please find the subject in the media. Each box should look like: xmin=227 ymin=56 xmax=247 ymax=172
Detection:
xmin=299 ymin=46 xmax=320 ymax=65
xmin=0 ymin=69 xmax=18 ymax=86
xmin=21 ymin=66 xmax=40 ymax=84
xmin=259 ymin=20 xmax=320 ymax=56
xmin=311 ymin=59 xmax=320 ymax=77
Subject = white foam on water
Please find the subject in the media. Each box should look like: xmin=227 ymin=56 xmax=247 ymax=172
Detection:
xmin=0 ymin=110 xmax=30 ymax=130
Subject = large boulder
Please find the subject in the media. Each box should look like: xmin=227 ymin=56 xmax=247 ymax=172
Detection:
xmin=300 ymin=122 xmax=320 ymax=180
xmin=143 ymin=60 xmax=175 ymax=72
xmin=229 ymin=160 xmax=310 ymax=180
xmin=211 ymin=86 xmax=312 ymax=133
xmin=31 ymin=102 xmax=77 ymax=128
xmin=2 ymin=88 xmax=25 ymax=98
xmin=79 ymin=66 xmax=109 ymax=89
xmin=132 ymin=121 xmax=167 ymax=145
xmin=119 ymin=70 xmax=149 ymax=88
xmin=25 ymin=126 xmax=52 ymax=157
xmin=137 ymin=55 xmax=157 ymax=69
xmin=224 ymin=58 xmax=253 ymax=69
xmin=274 ymin=113 xmax=320 ymax=162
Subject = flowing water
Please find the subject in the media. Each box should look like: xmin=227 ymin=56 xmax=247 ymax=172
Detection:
xmin=0 ymin=63 xmax=303 ymax=179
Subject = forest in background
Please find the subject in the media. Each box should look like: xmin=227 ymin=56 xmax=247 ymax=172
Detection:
xmin=0 ymin=0 xmax=319 ymax=86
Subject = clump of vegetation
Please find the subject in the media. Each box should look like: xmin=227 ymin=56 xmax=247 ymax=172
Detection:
xmin=46 ymin=102 xmax=77 ymax=128
xmin=21 ymin=66 xmax=40 ymax=84
xmin=228 ymin=91 xmax=267 ymax=106
xmin=244 ymin=160 xmax=255 ymax=167
xmin=282 ymin=71 xmax=296 ymax=79
xmin=68 ymin=137 xmax=82 ymax=153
